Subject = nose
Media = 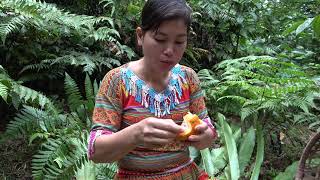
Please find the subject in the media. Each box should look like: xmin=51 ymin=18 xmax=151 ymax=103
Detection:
xmin=163 ymin=43 xmax=174 ymax=57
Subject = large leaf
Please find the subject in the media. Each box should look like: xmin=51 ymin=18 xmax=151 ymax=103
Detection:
xmin=313 ymin=15 xmax=320 ymax=37
xmin=218 ymin=113 xmax=240 ymax=180
xmin=211 ymin=147 xmax=227 ymax=175
xmin=250 ymin=121 xmax=264 ymax=180
xmin=200 ymin=148 xmax=215 ymax=178
xmin=239 ymin=127 xmax=255 ymax=175
xmin=189 ymin=146 xmax=200 ymax=161
xmin=282 ymin=20 xmax=304 ymax=36
xmin=296 ymin=18 xmax=314 ymax=35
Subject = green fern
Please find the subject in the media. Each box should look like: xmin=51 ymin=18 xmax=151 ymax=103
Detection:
xmin=5 ymin=105 xmax=60 ymax=138
xmin=12 ymin=84 xmax=56 ymax=111
xmin=64 ymin=73 xmax=84 ymax=112
xmin=0 ymin=0 xmax=117 ymax=42
xmin=0 ymin=81 xmax=9 ymax=101
xmin=200 ymin=56 xmax=319 ymax=122
xmin=0 ymin=15 xmax=31 ymax=44
xmin=198 ymin=69 xmax=220 ymax=88
xmin=31 ymin=135 xmax=88 ymax=180
xmin=21 ymin=52 xmax=121 ymax=76
xmin=32 ymin=131 xmax=117 ymax=180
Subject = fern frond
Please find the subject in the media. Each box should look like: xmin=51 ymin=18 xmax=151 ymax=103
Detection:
xmin=20 ymin=62 xmax=52 ymax=74
xmin=32 ymin=138 xmax=67 ymax=179
xmin=0 ymin=82 xmax=9 ymax=101
xmin=285 ymin=95 xmax=315 ymax=113
xmin=217 ymin=95 xmax=247 ymax=104
xmin=23 ymin=52 xmax=120 ymax=75
xmin=4 ymin=105 xmax=59 ymax=138
xmin=257 ymin=99 xmax=282 ymax=112
xmin=198 ymin=69 xmax=220 ymax=87
xmin=240 ymin=107 xmax=258 ymax=121
xmin=1 ymin=0 xmax=119 ymax=43
xmin=90 ymin=27 xmax=119 ymax=41
xmin=32 ymin=132 xmax=91 ymax=179
xmin=0 ymin=15 xmax=31 ymax=43
xmin=12 ymin=84 xmax=56 ymax=110
xmin=85 ymin=74 xmax=94 ymax=101
xmin=96 ymin=163 xmax=118 ymax=179
xmin=64 ymin=73 xmax=83 ymax=111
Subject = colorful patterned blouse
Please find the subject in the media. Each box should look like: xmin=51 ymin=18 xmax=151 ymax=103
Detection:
xmin=88 ymin=63 xmax=216 ymax=179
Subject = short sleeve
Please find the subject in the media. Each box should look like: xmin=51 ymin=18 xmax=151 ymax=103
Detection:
xmin=88 ymin=68 xmax=123 ymax=158
xmin=185 ymin=67 xmax=217 ymax=138
xmin=91 ymin=68 xmax=123 ymax=132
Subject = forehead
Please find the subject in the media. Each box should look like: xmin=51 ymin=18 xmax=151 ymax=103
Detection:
xmin=153 ymin=19 xmax=188 ymax=35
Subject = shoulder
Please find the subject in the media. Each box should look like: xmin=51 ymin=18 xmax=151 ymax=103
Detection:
xmin=179 ymin=64 xmax=200 ymax=84
xmin=99 ymin=65 xmax=127 ymax=96
xmin=103 ymin=65 xmax=123 ymax=81
xmin=102 ymin=64 xmax=129 ymax=86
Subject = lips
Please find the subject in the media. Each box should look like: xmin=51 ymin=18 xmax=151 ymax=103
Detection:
xmin=160 ymin=61 xmax=173 ymax=65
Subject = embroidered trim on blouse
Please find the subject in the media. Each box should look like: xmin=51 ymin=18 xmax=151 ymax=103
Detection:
xmin=121 ymin=64 xmax=186 ymax=117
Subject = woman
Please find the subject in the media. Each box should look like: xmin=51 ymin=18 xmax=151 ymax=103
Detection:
xmin=88 ymin=0 xmax=218 ymax=179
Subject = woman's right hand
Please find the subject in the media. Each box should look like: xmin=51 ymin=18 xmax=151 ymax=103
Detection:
xmin=135 ymin=117 xmax=184 ymax=148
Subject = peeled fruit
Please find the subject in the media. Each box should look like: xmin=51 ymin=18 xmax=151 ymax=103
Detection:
xmin=176 ymin=112 xmax=202 ymax=141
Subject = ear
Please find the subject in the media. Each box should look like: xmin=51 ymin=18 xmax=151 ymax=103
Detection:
xmin=136 ymin=27 xmax=144 ymax=46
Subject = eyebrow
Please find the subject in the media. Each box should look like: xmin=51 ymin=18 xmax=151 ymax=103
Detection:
xmin=155 ymin=31 xmax=187 ymax=37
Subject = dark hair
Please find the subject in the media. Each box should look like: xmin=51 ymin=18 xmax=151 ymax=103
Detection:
xmin=140 ymin=0 xmax=192 ymax=32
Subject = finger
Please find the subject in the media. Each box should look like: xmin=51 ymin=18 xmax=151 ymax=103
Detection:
xmin=149 ymin=128 xmax=179 ymax=139
xmin=153 ymin=119 xmax=184 ymax=133
xmin=188 ymin=134 xmax=206 ymax=142
xmin=195 ymin=123 xmax=208 ymax=133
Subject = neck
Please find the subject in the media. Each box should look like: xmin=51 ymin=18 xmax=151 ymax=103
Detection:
xmin=139 ymin=58 xmax=169 ymax=83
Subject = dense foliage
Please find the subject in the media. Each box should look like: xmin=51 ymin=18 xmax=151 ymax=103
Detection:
xmin=1 ymin=0 xmax=319 ymax=179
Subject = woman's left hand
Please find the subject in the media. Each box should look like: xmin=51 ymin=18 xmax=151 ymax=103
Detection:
xmin=185 ymin=122 xmax=216 ymax=150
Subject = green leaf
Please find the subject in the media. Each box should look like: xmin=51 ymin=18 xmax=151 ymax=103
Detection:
xmin=296 ymin=18 xmax=314 ymax=35
xmin=313 ymin=15 xmax=320 ymax=37
xmin=0 ymin=82 xmax=8 ymax=101
xmin=239 ymin=127 xmax=256 ymax=175
xmin=200 ymin=148 xmax=215 ymax=177
xmin=64 ymin=73 xmax=84 ymax=111
xmin=85 ymin=74 xmax=93 ymax=100
xmin=93 ymin=79 xmax=99 ymax=97
xmin=282 ymin=20 xmax=304 ymax=36
xmin=211 ymin=147 xmax=227 ymax=175
xmin=189 ymin=146 xmax=200 ymax=160
xmin=29 ymin=132 xmax=49 ymax=145
xmin=54 ymin=157 xmax=64 ymax=169
xmin=273 ymin=161 xmax=298 ymax=180
xmin=218 ymin=113 xmax=240 ymax=180
xmin=250 ymin=121 xmax=264 ymax=180
xmin=75 ymin=160 xmax=96 ymax=180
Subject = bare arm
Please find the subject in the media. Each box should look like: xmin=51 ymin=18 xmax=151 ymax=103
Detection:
xmin=90 ymin=123 xmax=140 ymax=163
xmin=89 ymin=118 xmax=184 ymax=163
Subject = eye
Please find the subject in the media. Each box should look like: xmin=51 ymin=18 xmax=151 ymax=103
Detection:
xmin=155 ymin=38 xmax=166 ymax=43
xmin=175 ymin=41 xmax=185 ymax=45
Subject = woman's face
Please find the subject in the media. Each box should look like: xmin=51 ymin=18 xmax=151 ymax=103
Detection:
xmin=137 ymin=19 xmax=188 ymax=73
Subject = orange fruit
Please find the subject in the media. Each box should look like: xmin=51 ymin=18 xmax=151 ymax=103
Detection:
xmin=176 ymin=112 xmax=202 ymax=141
